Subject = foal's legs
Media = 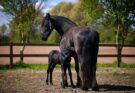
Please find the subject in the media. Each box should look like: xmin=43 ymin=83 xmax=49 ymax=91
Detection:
xmin=46 ymin=63 xmax=51 ymax=85
xmin=50 ymin=63 xmax=56 ymax=85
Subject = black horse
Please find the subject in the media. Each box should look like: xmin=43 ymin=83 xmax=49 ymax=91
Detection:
xmin=46 ymin=49 xmax=75 ymax=87
xmin=41 ymin=13 xmax=99 ymax=91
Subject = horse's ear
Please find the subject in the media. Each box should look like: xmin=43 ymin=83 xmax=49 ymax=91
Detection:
xmin=45 ymin=13 xmax=50 ymax=19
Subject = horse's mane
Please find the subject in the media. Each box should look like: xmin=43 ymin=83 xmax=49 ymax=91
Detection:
xmin=41 ymin=14 xmax=77 ymax=28
xmin=51 ymin=15 xmax=77 ymax=26
xmin=41 ymin=14 xmax=77 ymax=35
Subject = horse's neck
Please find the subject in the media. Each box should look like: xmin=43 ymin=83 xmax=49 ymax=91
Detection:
xmin=51 ymin=16 xmax=76 ymax=37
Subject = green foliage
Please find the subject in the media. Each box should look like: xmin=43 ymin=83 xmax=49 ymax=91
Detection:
xmin=98 ymin=24 xmax=116 ymax=43
xmin=0 ymin=24 xmax=10 ymax=42
xmin=0 ymin=0 xmax=135 ymax=44
xmin=70 ymin=2 xmax=85 ymax=25
xmin=50 ymin=2 xmax=74 ymax=18
xmin=9 ymin=4 xmax=39 ymax=43
xmin=101 ymin=0 xmax=135 ymax=45
xmin=79 ymin=0 xmax=103 ymax=25
xmin=49 ymin=2 xmax=84 ymax=25
xmin=125 ymin=31 xmax=135 ymax=44
xmin=46 ymin=30 xmax=60 ymax=43
xmin=0 ymin=24 xmax=7 ymax=33
xmin=0 ymin=0 xmax=39 ymax=16
xmin=0 ymin=0 xmax=43 ymax=43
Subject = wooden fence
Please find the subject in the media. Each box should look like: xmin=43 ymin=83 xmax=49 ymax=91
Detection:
xmin=0 ymin=43 xmax=135 ymax=67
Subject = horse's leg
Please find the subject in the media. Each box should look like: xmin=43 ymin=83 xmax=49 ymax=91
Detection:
xmin=73 ymin=55 xmax=81 ymax=87
xmin=46 ymin=63 xmax=50 ymax=85
xmin=61 ymin=61 xmax=68 ymax=88
xmin=76 ymin=54 xmax=88 ymax=90
xmin=50 ymin=63 xmax=56 ymax=85
xmin=79 ymin=56 xmax=89 ymax=91
xmin=74 ymin=38 xmax=89 ymax=91
xmin=67 ymin=61 xmax=75 ymax=88
xmin=91 ymin=51 xmax=99 ymax=91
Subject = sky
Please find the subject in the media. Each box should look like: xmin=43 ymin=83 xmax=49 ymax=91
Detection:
xmin=0 ymin=0 xmax=78 ymax=26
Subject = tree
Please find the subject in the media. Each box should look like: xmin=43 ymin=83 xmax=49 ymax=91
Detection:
xmin=0 ymin=0 xmax=46 ymax=43
xmin=79 ymin=0 xmax=103 ymax=25
xmin=50 ymin=2 xmax=74 ymax=18
xmin=101 ymin=0 xmax=135 ymax=66
xmin=0 ymin=24 xmax=7 ymax=34
xmin=70 ymin=1 xmax=86 ymax=25
xmin=0 ymin=24 xmax=10 ymax=42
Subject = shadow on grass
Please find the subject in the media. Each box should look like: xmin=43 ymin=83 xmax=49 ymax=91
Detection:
xmin=99 ymin=84 xmax=135 ymax=92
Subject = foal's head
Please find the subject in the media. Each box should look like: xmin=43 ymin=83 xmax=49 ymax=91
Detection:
xmin=41 ymin=13 xmax=54 ymax=40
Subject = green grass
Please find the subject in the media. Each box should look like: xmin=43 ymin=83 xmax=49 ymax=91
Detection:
xmin=0 ymin=61 xmax=48 ymax=70
xmin=0 ymin=61 xmax=135 ymax=70
xmin=97 ymin=61 xmax=135 ymax=68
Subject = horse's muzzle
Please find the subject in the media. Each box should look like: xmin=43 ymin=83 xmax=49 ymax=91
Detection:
xmin=42 ymin=37 xmax=47 ymax=41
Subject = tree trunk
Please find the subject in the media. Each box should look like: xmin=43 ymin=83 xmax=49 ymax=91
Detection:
xmin=116 ymin=24 xmax=122 ymax=67
xmin=117 ymin=44 xmax=122 ymax=67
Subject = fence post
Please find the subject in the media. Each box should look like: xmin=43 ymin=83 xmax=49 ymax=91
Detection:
xmin=10 ymin=42 xmax=13 ymax=68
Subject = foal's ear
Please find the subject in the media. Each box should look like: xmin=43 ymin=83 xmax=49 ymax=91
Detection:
xmin=45 ymin=13 xmax=50 ymax=19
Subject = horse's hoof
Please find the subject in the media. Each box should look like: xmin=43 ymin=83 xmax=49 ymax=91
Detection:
xmin=76 ymin=82 xmax=81 ymax=87
xmin=81 ymin=87 xmax=88 ymax=91
xmin=71 ymin=85 xmax=76 ymax=88
xmin=50 ymin=82 xmax=53 ymax=85
xmin=46 ymin=81 xmax=49 ymax=85
xmin=92 ymin=86 xmax=99 ymax=91
xmin=61 ymin=82 xmax=65 ymax=89
xmin=81 ymin=85 xmax=88 ymax=91
xmin=65 ymin=82 xmax=68 ymax=87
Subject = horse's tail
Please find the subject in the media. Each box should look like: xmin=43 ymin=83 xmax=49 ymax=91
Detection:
xmin=80 ymin=30 xmax=99 ymax=90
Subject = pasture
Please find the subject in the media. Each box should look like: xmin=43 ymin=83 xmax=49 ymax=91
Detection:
xmin=0 ymin=67 xmax=135 ymax=93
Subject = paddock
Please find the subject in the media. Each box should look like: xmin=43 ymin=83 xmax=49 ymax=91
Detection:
xmin=0 ymin=68 xmax=135 ymax=93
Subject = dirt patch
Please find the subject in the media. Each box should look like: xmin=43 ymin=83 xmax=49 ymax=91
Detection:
xmin=0 ymin=68 xmax=135 ymax=93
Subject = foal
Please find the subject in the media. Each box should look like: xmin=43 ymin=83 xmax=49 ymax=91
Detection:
xmin=46 ymin=49 xmax=75 ymax=87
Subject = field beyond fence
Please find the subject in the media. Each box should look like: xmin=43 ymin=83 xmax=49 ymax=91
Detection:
xmin=0 ymin=43 xmax=135 ymax=67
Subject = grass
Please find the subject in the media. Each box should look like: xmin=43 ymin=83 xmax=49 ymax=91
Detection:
xmin=0 ymin=61 xmax=135 ymax=70
xmin=97 ymin=61 xmax=135 ymax=68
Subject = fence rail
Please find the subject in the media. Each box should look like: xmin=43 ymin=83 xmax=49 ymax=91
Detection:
xmin=0 ymin=43 xmax=135 ymax=67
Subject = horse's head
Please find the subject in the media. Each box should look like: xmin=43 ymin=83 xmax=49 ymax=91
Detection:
xmin=41 ymin=13 xmax=53 ymax=41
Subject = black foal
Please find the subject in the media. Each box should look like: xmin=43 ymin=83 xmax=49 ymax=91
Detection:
xmin=46 ymin=49 xmax=75 ymax=87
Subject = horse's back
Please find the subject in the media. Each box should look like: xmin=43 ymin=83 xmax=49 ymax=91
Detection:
xmin=60 ymin=26 xmax=99 ymax=51
xmin=71 ymin=26 xmax=99 ymax=47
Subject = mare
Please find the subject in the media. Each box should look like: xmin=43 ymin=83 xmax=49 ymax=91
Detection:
xmin=41 ymin=13 xmax=99 ymax=91
xmin=46 ymin=49 xmax=75 ymax=87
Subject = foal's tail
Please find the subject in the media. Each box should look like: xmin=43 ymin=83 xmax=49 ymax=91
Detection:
xmin=80 ymin=30 xmax=99 ymax=90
